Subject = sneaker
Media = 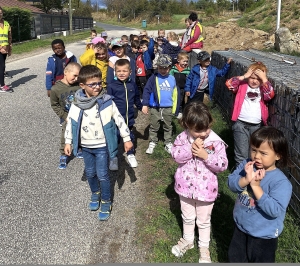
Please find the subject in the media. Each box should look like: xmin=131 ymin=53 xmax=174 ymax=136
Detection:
xmin=146 ymin=142 xmax=156 ymax=154
xmin=59 ymin=118 xmax=64 ymax=127
xmin=109 ymin=157 xmax=118 ymax=171
xmin=171 ymin=238 xmax=194 ymax=257
xmin=58 ymin=155 xmax=68 ymax=169
xmin=76 ymin=150 xmax=83 ymax=159
xmin=176 ymin=112 xmax=183 ymax=119
xmin=81 ymin=170 xmax=87 ymax=181
xmin=199 ymin=247 xmax=211 ymax=263
xmin=127 ymin=154 xmax=138 ymax=168
xmin=165 ymin=142 xmax=173 ymax=154
xmin=89 ymin=192 xmax=100 ymax=211
xmin=0 ymin=85 xmax=13 ymax=93
xmin=98 ymin=200 xmax=112 ymax=221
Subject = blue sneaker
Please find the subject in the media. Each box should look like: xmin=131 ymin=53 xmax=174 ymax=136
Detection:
xmin=89 ymin=192 xmax=100 ymax=211
xmin=98 ymin=200 xmax=112 ymax=221
xmin=58 ymin=155 xmax=68 ymax=170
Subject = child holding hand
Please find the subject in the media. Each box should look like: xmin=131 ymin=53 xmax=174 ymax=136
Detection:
xmin=227 ymin=126 xmax=292 ymax=262
xmin=171 ymin=101 xmax=228 ymax=263
xmin=225 ymin=61 xmax=275 ymax=166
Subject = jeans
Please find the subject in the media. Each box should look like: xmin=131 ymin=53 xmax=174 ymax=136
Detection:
xmin=232 ymin=119 xmax=261 ymax=166
xmin=82 ymin=147 xmax=110 ymax=201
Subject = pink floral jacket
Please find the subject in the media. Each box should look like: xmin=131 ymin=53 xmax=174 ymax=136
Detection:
xmin=171 ymin=130 xmax=228 ymax=202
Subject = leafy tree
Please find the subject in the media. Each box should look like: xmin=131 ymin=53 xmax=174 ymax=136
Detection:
xmin=39 ymin=0 xmax=63 ymax=13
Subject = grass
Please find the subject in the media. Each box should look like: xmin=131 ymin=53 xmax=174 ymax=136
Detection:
xmin=12 ymin=26 xmax=103 ymax=55
xmin=137 ymin=100 xmax=300 ymax=263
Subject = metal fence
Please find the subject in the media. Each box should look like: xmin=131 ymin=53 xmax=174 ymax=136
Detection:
xmin=33 ymin=14 xmax=93 ymax=37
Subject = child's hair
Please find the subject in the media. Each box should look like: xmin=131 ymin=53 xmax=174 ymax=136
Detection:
xmin=140 ymin=40 xmax=149 ymax=47
xmin=177 ymin=51 xmax=189 ymax=61
xmin=140 ymin=30 xmax=147 ymax=36
xmin=167 ymin=31 xmax=178 ymax=42
xmin=78 ymin=65 xmax=102 ymax=84
xmin=115 ymin=58 xmax=131 ymax=70
xmin=158 ymin=29 xmax=165 ymax=34
xmin=250 ymin=126 xmax=291 ymax=168
xmin=181 ymin=101 xmax=213 ymax=131
xmin=131 ymin=34 xmax=139 ymax=41
xmin=64 ymin=62 xmax=81 ymax=72
xmin=247 ymin=61 xmax=268 ymax=74
xmin=94 ymin=42 xmax=108 ymax=61
xmin=131 ymin=40 xmax=140 ymax=49
xmin=153 ymin=42 xmax=158 ymax=49
xmin=51 ymin=39 xmax=65 ymax=47
xmin=185 ymin=18 xmax=189 ymax=23
xmin=91 ymin=29 xmax=97 ymax=35
xmin=121 ymin=35 xmax=129 ymax=41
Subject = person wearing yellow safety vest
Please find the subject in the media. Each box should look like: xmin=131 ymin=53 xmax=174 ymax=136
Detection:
xmin=182 ymin=12 xmax=204 ymax=53
xmin=0 ymin=6 xmax=12 ymax=92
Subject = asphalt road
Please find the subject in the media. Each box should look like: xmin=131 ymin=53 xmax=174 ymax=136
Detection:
xmin=0 ymin=35 xmax=147 ymax=263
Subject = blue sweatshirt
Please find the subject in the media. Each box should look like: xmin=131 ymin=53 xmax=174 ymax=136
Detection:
xmin=228 ymin=159 xmax=292 ymax=239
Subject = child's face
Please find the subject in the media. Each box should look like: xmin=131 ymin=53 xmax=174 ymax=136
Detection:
xmin=189 ymin=128 xmax=211 ymax=140
xmin=248 ymin=73 xmax=262 ymax=88
xmin=199 ymin=58 xmax=211 ymax=68
xmin=52 ymin=43 xmax=65 ymax=57
xmin=154 ymin=46 xmax=158 ymax=53
xmin=112 ymin=46 xmax=125 ymax=57
xmin=185 ymin=21 xmax=190 ymax=28
xmin=178 ymin=57 xmax=189 ymax=68
xmin=80 ymin=77 xmax=102 ymax=98
xmin=93 ymin=47 xmax=107 ymax=60
xmin=131 ymin=47 xmax=138 ymax=54
xmin=91 ymin=32 xmax=97 ymax=38
xmin=115 ymin=65 xmax=131 ymax=81
xmin=121 ymin=38 xmax=128 ymax=44
xmin=64 ymin=69 xmax=79 ymax=85
xmin=157 ymin=66 xmax=171 ymax=76
xmin=141 ymin=44 xmax=148 ymax=52
xmin=158 ymin=30 xmax=165 ymax=37
xmin=251 ymin=141 xmax=280 ymax=171
xmin=157 ymin=39 xmax=163 ymax=46
xmin=102 ymin=36 xmax=108 ymax=41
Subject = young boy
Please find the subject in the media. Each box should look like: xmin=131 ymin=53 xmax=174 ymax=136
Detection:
xmin=85 ymin=29 xmax=97 ymax=50
xmin=122 ymin=34 xmax=134 ymax=60
xmin=45 ymin=39 xmax=77 ymax=97
xmin=64 ymin=65 xmax=133 ymax=221
xmin=185 ymin=51 xmax=232 ymax=103
xmin=170 ymin=52 xmax=190 ymax=118
xmin=142 ymin=54 xmax=180 ymax=154
xmin=107 ymin=59 xmax=143 ymax=168
xmin=50 ymin=62 xmax=81 ymax=169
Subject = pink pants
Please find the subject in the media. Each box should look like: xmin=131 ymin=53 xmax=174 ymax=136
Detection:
xmin=180 ymin=195 xmax=214 ymax=248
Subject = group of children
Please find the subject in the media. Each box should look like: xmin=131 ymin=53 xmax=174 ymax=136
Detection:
xmin=45 ymin=28 xmax=292 ymax=263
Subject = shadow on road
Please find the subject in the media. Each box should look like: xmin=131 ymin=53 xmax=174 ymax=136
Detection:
xmin=10 ymin=75 xmax=38 ymax=89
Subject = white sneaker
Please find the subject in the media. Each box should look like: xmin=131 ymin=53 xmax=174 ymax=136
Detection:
xmin=164 ymin=142 xmax=173 ymax=154
xmin=171 ymin=238 xmax=194 ymax=257
xmin=176 ymin=112 xmax=182 ymax=119
xmin=146 ymin=142 xmax=156 ymax=154
xmin=109 ymin=157 xmax=118 ymax=171
xmin=199 ymin=247 xmax=211 ymax=263
xmin=127 ymin=154 xmax=138 ymax=168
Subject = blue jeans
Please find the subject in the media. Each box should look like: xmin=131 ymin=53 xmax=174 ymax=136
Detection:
xmin=82 ymin=147 xmax=111 ymax=201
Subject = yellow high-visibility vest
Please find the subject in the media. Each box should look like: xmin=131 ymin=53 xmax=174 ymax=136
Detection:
xmin=0 ymin=20 xmax=10 ymax=46
xmin=191 ymin=21 xmax=204 ymax=43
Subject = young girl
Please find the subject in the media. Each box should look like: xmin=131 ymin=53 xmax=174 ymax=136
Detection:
xmin=79 ymin=41 xmax=108 ymax=91
xmin=171 ymin=101 xmax=228 ymax=263
xmin=225 ymin=62 xmax=275 ymax=166
xmin=227 ymin=126 xmax=292 ymax=262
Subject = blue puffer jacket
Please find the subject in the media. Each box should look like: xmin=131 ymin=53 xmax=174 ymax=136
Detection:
xmin=184 ymin=63 xmax=230 ymax=100
xmin=106 ymin=58 xmax=136 ymax=85
xmin=107 ymin=78 xmax=143 ymax=127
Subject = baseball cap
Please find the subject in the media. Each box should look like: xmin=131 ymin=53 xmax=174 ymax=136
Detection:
xmin=197 ymin=51 xmax=210 ymax=61
xmin=101 ymin=32 xmax=108 ymax=37
xmin=111 ymin=38 xmax=125 ymax=48
xmin=91 ymin=37 xmax=105 ymax=45
xmin=157 ymin=54 xmax=172 ymax=67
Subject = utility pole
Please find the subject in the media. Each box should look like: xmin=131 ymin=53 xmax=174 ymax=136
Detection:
xmin=69 ymin=0 xmax=73 ymax=35
xmin=276 ymin=0 xmax=281 ymax=30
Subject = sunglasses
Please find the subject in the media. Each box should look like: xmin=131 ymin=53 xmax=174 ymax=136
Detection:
xmin=84 ymin=82 xmax=102 ymax=88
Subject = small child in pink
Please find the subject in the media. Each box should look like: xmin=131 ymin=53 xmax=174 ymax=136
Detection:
xmin=171 ymin=101 xmax=228 ymax=263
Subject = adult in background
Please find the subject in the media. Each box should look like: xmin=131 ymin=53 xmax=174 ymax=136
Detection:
xmin=182 ymin=12 xmax=205 ymax=69
xmin=0 ymin=6 xmax=13 ymax=92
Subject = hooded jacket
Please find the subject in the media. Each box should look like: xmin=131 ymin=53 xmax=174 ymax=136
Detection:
xmin=161 ymin=41 xmax=182 ymax=64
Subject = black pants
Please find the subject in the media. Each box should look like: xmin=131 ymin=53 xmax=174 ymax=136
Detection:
xmin=228 ymin=225 xmax=278 ymax=262
xmin=136 ymin=76 xmax=147 ymax=99
xmin=188 ymin=90 xmax=204 ymax=103
xmin=0 ymin=53 xmax=7 ymax=86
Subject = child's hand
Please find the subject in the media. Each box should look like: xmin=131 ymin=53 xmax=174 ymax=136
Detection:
xmin=124 ymin=141 xmax=133 ymax=152
xmin=244 ymin=67 xmax=254 ymax=79
xmin=254 ymin=69 xmax=268 ymax=83
xmin=64 ymin=144 xmax=72 ymax=156
xmin=192 ymin=138 xmax=208 ymax=160
xmin=244 ymin=161 xmax=256 ymax=183
xmin=227 ymin=58 xmax=233 ymax=64
xmin=185 ymin=91 xmax=190 ymax=97
xmin=142 ymin=106 xmax=149 ymax=114
xmin=250 ymin=169 xmax=265 ymax=187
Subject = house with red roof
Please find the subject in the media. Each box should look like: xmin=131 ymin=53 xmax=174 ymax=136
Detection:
xmin=1 ymin=0 xmax=44 ymax=14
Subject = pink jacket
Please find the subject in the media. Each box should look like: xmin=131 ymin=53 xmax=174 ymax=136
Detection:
xmin=171 ymin=130 xmax=228 ymax=202
xmin=225 ymin=77 xmax=275 ymax=125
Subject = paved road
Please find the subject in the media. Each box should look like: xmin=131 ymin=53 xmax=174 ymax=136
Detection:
xmin=0 ymin=37 xmax=147 ymax=263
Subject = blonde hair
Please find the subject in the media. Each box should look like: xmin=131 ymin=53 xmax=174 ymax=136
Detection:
xmin=167 ymin=31 xmax=179 ymax=42
xmin=177 ymin=52 xmax=189 ymax=61
xmin=140 ymin=30 xmax=147 ymax=36
xmin=248 ymin=62 xmax=268 ymax=73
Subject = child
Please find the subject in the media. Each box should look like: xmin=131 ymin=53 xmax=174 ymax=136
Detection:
xmin=101 ymin=31 xmax=108 ymax=41
xmin=152 ymin=42 xmax=160 ymax=74
xmin=122 ymin=34 xmax=134 ymax=59
xmin=227 ymin=126 xmax=292 ymax=262
xmin=50 ymin=62 xmax=81 ymax=169
xmin=107 ymin=59 xmax=143 ymax=168
xmin=185 ymin=51 xmax=232 ymax=103
xmin=130 ymin=40 xmax=140 ymax=57
xmin=157 ymin=29 xmax=167 ymax=44
xmin=106 ymin=37 xmax=115 ymax=57
xmin=79 ymin=40 xmax=108 ymax=91
xmin=170 ymin=51 xmax=190 ymax=118
xmin=142 ymin=54 xmax=180 ymax=154
xmin=64 ymin=65 xmax=133 ymax=221
xmin=180 ymin=18 xmax=191 ymax=49
xmin=225 ymin=62 xmax=275 ymax=166
xmin=139 ymin=30 xmax=148 ymax=41
xmin=85 ymin=29 xmax=97 ymax=50
xmin=45 ymin=39 xmax=77 ymax=97
xmin=161 ymin=31 xmax=181 ymax=64
xmin=171 ymin=101 xmax=228 ymax=263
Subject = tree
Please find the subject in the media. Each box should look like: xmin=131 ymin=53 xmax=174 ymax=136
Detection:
xmin=40 ymin=0 xmax=63 ymax=13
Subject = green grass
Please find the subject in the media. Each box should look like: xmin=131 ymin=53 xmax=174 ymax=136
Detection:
xmin=137 ymin=102 xmax=300 ymax=263
xmin=12 ymin=26 xmax=103 ymax=55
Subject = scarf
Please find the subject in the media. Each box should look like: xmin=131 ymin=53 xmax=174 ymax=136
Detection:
xmin=73 ymin=89 xmax=106 ymax=110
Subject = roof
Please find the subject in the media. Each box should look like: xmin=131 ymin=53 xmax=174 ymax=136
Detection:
xmin=1 ymin=0 xmax=44 ymax=14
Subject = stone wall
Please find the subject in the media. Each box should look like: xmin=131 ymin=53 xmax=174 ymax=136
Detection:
xmin=212 ymin=49 xmax=300 ymax=216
